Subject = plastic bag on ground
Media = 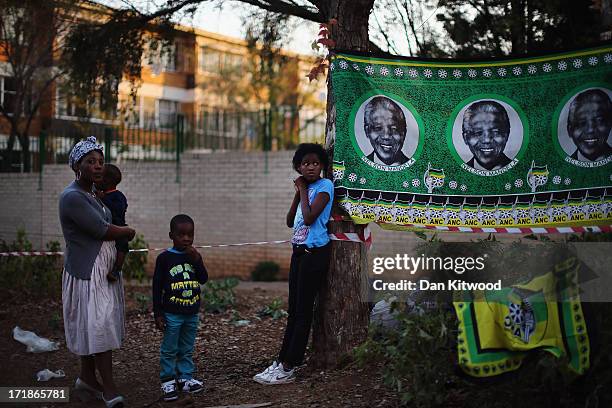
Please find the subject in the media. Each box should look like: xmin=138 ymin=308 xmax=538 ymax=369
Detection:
xmin=36 ymin=369 xmax=65 ymax=382
xmin=13 ymin=326 xmax=59 ymax=353
xmin=370 ymin=299 xmax=400 ymax=330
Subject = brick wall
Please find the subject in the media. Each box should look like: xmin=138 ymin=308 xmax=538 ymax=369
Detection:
xmin=0 ymin=151 xmax=509 ymax=279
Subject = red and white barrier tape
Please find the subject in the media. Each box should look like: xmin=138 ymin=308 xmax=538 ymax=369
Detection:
xmin=0 ymin=229 xmax=372 ymax=257
xmin=329 ymin=226 xmax=372 ymax=249
xmin=0 ymin=251 xmax=66 ymax=257
xmin=0 ymin=240 xmax=290 ymax=257
xmin=399 ymin=224 xmax=612 ymax=234
xmin=129 ymin=240 xmax=291 ymax=253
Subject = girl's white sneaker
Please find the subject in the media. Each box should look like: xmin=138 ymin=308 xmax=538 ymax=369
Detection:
xmin=253 ymin=361 xmax=280 ymax=384
xmin=267 ymin=366 xmax=296 ymax=385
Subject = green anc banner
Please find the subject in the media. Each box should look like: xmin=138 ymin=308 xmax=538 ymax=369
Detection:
xmin=330 ymin=46 xmax=612 ymax=233
xmin=453 ymin=258 xmax=589 ymax=377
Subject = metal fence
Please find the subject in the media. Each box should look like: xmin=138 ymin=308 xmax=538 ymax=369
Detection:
xmin=0 ymin=107 xmax=326 ymax=172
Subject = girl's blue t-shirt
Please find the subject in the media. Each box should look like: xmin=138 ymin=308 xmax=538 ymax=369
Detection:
xmin=291 ymin=178 xmax=334 ymax=248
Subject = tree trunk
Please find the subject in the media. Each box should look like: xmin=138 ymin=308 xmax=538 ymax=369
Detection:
xmin=311 ymin=0 xmax=374 ymax=368
xmin=1 ymin=130 xmax=18 ymax=172
xmin=312 ymin=218 xmax=369 ymax=367
xmin=602 ymin=0 xmax=612 ymax=40
xmin=510 ymin=0 xmax=526 ymax=55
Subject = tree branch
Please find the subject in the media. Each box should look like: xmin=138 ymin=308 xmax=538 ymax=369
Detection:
xmin=403 ymin=1 xmax=423 ymax=55
xmin=114 ymin=0 xmax=324 ymax=25
xmin=372 ymin=7 xmax=398 ymax=54
xmin=394 ymin=0 xmax=414 ymax=56
xmin=232 ymin=0 xmax=324 ymax=23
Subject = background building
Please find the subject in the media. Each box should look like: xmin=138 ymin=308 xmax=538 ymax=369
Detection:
xmin=0 ymin=0 xmax=327 ymax=171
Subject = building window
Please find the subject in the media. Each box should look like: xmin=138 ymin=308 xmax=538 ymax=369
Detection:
xmin=0 ymin=76 xmax=17 ymax=115
xmin=137 ymin=96 xmax=179 ymax=129
xmin=141 ymin=97 xmax=156 ymax=128
xmin=227 ymin=53 xmax=243 ymax=74
xmin=145 ymin=40 xmax=177 ymax=73
xmin=199 ymin=47 xmax=243 ymax=74
xmin=199 ymin=46 xmax=221 ymax=73
xmin=161 ymin=44 xmax=176 ymax=72
xmin=55 ymin=86 xmax=115 ymax=122
xmin=158 ymin=99 xmax=178 ymax=129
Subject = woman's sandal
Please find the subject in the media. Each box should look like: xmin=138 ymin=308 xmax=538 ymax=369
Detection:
xmin=103 ymin=394 xmax=125 ymax=408
xmin=74 ymin=377 xmax=103 ymax=401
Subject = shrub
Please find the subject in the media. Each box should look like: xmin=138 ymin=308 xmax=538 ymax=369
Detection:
xmin=355 ymin=229 xmax=612 ymax=407
xmin=257 ymin=298 xmax=288 ymax=320
xmin=202 ymin=277 xmax=239 ymax=313
xmin=0 ymin=229 xmax=63 ymax=298
xmin=123 ymin=233 xmax=149 ymax=282
xmin=134 ymin=292 xmax=151 ymax=314
xmin=251 ymin=261 xmax=280 ymax=281
xmin=355 ymin=306 xmax=458 ymax=407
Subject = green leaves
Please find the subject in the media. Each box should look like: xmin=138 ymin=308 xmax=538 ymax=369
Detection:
xmin=354 ymin=308 xmax=458 ymax=407
xmin=257 ymin=298 xmax=288 ymax=320
xmin=202 ymin=277 xmax=239 ymax=313
xmin=413 ymin=230 xmax=428 ymax=241
xmin=124 ymin=233 xmax=148 ymax=282
xmin=251 ymin=261 xmax=280 ymax=281
xmin=134 ymin=292 xmax=151 ymax=313
xmin=0 ymin=229 xmax=62 ymax=297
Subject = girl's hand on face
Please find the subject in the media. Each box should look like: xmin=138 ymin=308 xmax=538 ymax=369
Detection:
xmin=294 ymin=176 xmax=308 ymax=191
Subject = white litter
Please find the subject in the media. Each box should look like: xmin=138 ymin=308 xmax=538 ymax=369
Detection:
xmin=13 ymin=326 xmax=59 ymax=353
xmin=36 ymin=369 xmax=65 ymax=382
xmin=370 ymin=299 xmax=401 ymax=330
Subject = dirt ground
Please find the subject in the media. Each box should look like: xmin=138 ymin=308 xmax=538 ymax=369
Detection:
xmin=0 ymin=282 xmax=399 ymax=408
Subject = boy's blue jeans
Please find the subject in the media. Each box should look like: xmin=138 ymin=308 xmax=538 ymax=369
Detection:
xmin=160 ymin=312 xmax=199 ymax=381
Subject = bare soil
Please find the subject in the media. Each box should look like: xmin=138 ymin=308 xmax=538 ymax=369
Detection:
xmin=0 ymin=283 xmax=399 ymax=407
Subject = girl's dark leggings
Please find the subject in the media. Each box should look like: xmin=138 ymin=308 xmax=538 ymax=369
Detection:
xmin=278 ymin=242 xmax=331 ymax=366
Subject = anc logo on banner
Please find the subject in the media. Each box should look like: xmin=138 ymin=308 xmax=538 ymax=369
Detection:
xmin=453 ymin=258 xmax=589 ymax=378
xmin=330 ymin=46 xmax=612 ymax=232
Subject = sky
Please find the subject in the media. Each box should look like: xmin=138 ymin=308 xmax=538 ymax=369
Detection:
xmin=97 ymin=0 xmax=437 ymax=57
xmin=99 ymin=0 xmax=322 ymax=56
xmin=185 ymin=2 xmax=438 ymax=57
xmin=189 ymin=2 xmax=321 ymax=56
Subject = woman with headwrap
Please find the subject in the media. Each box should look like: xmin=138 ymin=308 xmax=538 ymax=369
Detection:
xmin=59 ymin=136 xmax=136 ymax=408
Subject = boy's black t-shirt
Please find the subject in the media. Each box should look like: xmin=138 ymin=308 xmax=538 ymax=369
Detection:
xmin=152 ymin=249 xmax=209 ymax=317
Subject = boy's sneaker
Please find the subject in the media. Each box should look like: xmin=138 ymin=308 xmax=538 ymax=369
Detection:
xmin=267 ymin=366 xmax=296 ymax=385
xmin=161 ymin=379 xmax=178 ymax=401
xmin=252 ymin=361 xmax=279 ymax=384
xmin=179 ymin=378 xmax=204 ymax=394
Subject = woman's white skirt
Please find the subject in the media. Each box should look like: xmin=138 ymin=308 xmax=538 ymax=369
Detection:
xmin=62 ymin=241 xmax=125 ymax=355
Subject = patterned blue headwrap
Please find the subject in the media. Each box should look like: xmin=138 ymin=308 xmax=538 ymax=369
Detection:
xmin=68 ymin=136 xmax=103 ymax=170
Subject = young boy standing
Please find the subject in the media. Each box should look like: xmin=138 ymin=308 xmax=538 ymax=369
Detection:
xmin=152 ymin=214 xmax=209 ymax=401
